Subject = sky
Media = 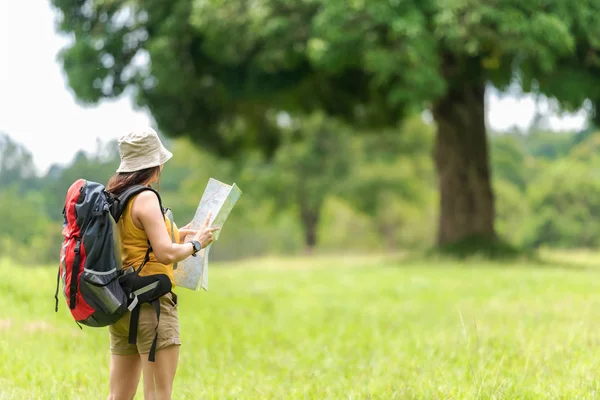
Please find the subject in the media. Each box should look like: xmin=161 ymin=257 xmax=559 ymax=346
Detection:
xmin=0 ymin=1 xmax=590 ymax=175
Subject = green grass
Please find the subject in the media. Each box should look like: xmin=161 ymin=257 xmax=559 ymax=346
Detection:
xmin=3 ymin=252 xmax=600 ymax=399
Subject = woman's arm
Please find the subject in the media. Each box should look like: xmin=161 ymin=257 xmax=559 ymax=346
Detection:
xmin=132 ymin=191 xmax=217 ymax=264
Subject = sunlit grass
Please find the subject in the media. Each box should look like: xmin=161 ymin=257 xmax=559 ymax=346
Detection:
xmin=2 ymin=252 xmax=600 ymax=399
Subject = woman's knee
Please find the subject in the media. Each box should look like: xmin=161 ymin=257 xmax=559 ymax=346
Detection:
xmin=107 ymin=392 xmax=137 ymax=400
xmin=155 ymin=387 xmax=173 ymax=400
xmin=109 ymin=365 xmax=140 ymax=399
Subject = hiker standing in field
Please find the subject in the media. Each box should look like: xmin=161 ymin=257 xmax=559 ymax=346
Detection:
xmin=106 ymin=128 xmax=218 ymax=400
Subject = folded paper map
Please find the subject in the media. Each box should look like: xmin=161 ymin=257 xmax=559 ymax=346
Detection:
xmin=173 ymin=178 xmax=242 ymax=291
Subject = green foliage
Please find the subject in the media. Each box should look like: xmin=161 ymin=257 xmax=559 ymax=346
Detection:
xmin=524 ymin=131 xmax=575 ymax=160
xmin=345 ymin=118 xmax=433 ymax=210
xmin=37 ymin=139 xmax=121 ymax=220
xmin=316 ymin=196 xmax=381 ymax=252
xmin=493 ymin=179 xmax=530 ymax=246
xmin=50 ymin=0 xmax=600 ymax=251
xmin=485 ymin=129 xmax=600 ymax=250
xmin=270 ymin=113 xmax=353 ymax=211
xmin=341 ymin=116 xmax=437 ymax=249
xmin=51 ymin=0 xmax=600 ymax=144
xmin=5 ymin=121 xmax=600 ymax=265
xmin=0 ymin=133 xmax=38 ymax=190
xmin=569 ymin=131 xmax=600 ymax=163
xmin=490 ymin=134 xmax=528 ymax=191
xmin=375 ymin=192 xmax=438 ymax=250
xmin=265 ymin=113 xmax=354 ymax=247
xmin=525 ymin=160 xmax=600 ymax=249
xmin=0 ymin=187 xmax=54 ymax=265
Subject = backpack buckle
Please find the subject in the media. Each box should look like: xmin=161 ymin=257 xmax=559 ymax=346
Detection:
xmin=128 ymin=294 xmax=139 ymax=311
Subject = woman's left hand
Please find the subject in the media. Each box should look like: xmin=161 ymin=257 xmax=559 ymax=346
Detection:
xmin=178 ymin=222 xmax=197 ymax=243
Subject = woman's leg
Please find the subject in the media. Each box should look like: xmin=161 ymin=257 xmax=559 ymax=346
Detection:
xmin=108 ymin=354 xmax=142 ymax=400
xmin=140 ymin=345 xmax=180 ymax=400
xmin=108 ymin=311 xmax=142 ymax=400
xmin=135 ymin=292 xmax=181 ymax=400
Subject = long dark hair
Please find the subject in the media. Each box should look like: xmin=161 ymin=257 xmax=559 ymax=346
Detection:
xmin=106 ymin=166 xmax=161 ymax=196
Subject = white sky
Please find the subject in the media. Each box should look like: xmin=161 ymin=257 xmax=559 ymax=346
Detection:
xmin=0 ymin=1 xmax=590 ymax=175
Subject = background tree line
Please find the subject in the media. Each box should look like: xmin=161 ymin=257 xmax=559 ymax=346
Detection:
xmin=49 ymin=0 xmax=600 ymax=254
xmin=2 ymin=116 xmax=600 ymax=266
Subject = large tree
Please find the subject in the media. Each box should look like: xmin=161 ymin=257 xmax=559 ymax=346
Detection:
xmin=52 ymin=0 xmax=600 ymax=247
xmin=265 ymin=112 xmax=353 ymax=253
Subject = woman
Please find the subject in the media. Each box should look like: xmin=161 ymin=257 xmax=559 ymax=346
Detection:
xmin=105 ymin=128 xmax=218 ymax=400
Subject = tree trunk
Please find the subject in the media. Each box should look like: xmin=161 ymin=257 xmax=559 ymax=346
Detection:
xmin=300 ymin=205 xmax=319 ymax=255
xmin=432 ymin=82 xmax=496 ymax=246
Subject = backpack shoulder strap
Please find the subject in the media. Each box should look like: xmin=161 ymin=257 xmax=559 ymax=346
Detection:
xmin=109 ymin=185 xmax=164 ymax=222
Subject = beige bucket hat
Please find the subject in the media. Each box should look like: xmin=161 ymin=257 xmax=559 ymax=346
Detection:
xmin=116 ymin=127 xmax=173 ymax=173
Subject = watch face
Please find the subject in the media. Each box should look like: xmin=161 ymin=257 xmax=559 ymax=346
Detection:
xmin=194 ymin=241 xmax=201 ymax=252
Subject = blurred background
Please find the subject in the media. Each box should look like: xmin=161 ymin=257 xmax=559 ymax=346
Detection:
xmin=0 ymin=1 xmax=596 ymax=265
xmin=4 ymin=1 xmax=600 ymax=399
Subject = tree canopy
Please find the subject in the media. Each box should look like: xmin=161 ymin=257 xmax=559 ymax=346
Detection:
xmin=51 ymin=0 xmax=600 ymax=248
xmin=52 ymin=0 xmax=600 ymax=131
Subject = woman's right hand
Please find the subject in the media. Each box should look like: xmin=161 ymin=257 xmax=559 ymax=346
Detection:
xmin=193 ymin=213 xmax=220 ymax=249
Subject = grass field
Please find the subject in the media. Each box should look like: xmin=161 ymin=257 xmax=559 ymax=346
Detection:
xmin=3 ymin=251 xmax=600 ymax=399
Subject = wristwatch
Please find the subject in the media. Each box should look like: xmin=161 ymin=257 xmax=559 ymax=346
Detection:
xmin=190 ymin=240 xmax=202 ymax=257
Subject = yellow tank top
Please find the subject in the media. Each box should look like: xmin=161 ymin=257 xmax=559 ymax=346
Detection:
xmin=118 ymin=193 xmax=179 ymax=286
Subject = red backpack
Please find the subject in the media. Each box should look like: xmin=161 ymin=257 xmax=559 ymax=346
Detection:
xmin=55 ymin=179 xmax=173 ymax=361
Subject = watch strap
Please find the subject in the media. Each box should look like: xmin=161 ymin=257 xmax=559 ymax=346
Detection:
xmin=190 ymin=240 xmax=202 ymax=257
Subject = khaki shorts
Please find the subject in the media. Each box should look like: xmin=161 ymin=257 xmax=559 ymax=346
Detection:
xmin=109 ymin=292 xmax=181 ymax=356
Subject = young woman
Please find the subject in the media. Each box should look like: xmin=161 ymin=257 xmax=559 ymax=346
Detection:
xmin=106 ymin=128 xmax=218 ymax=400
